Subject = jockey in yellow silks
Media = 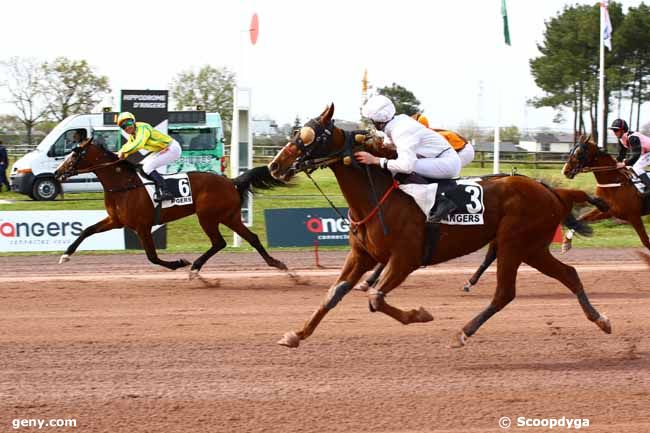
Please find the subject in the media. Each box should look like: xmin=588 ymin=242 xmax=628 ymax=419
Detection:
xmin=116 ymin=112 xmax=181 ymax=202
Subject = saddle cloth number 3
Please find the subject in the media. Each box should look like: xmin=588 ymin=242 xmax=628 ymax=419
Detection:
xmin=464 ymin=185 xmax=482 ymax=213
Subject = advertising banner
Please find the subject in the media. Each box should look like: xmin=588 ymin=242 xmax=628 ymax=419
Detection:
xmin=120 ymin=89 xmax=169 ymax=131
xmin=264 ymin=208 xmax=350 ymax=247
xmin=0 ymin=211 xmax=125 ymax=252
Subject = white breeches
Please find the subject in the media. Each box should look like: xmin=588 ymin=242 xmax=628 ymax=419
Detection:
xmin=632 ymin=152 xmax=650 ymax=176
xmin=142 ymin=140 xmax=181 ymax=174
xmin=457 ymin=143 xmax=475 ymax=168
xmin=413 ymin=149 xmax=461 ymax=179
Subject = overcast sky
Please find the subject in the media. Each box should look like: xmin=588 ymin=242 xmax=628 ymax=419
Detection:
xmin=0 ymin=0 xmax=646 ymax=131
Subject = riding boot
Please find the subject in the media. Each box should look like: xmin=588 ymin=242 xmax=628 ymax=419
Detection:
xmin=639 ymin=173 xmax=650 ymax=196
xmin=426 ymin=194 xmax=458 ymax=223
xmin=421 ymin=221 xmax=440 ymax=266
xmin=148 ymin=170 xmax=173 ymax=202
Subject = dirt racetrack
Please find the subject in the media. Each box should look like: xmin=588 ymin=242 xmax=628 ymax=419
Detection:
xmin=1 ymin=248 xmax=649 ymax=433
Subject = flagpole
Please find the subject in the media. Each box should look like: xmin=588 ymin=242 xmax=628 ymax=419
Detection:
xmin=598 ymin=1 xmax=606 ymax=149
xmin=495 ymin=0 xmax=510 ymax=174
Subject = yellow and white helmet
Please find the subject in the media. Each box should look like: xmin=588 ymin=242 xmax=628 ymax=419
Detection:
xmin=116 ymin=112 xmax=136 ymax=127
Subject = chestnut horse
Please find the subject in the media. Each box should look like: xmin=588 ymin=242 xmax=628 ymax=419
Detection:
xmin=54 ymin=138 xmax=287 ymax=275
xmin=268 ymin=104 xmax=612 ymax=348
xmin=562 ymin=135 xmax=650 ymax=253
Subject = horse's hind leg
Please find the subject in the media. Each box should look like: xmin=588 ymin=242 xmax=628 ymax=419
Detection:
xmin=525 ymin=249 xmax=611 ymax=334
xmin=190 ymin=219 xmax=227 ymax=276
xmin=354 ymin=263 xmax=385 ymax=291
xmin=367 ymin=259 xmax=433 ymax=325
xmin=456 ymin=251 xmax=522 ymax=348
xmin=137 ymin=227 xmax=190 ymax=270
xmin=463 ymin=241 xmax=497 ymax=292
xmin=226 ymin=217 xmax=287 ymax=270
xmin=59 ymin=217 xmax=122 ymax=264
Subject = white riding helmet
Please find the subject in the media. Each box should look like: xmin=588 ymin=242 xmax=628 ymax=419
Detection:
xmin=362 ymin=95 xmax=396 ymax=123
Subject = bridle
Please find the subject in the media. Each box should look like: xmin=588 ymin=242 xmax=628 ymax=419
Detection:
xmin=285 ymin=117 xmax=371 ymax=175
xmin=566 ymin=140 xmax=619 ymax=177
xmin=58 ymin=142 xmax=122 ymax=180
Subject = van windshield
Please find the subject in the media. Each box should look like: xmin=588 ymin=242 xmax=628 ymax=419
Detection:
xmin=170 ymin=128 xmax=217 ymax=151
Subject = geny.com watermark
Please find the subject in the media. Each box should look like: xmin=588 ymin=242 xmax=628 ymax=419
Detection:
xmin=12 ymin=418 xmax=77 ymax=430
xmin=499 ymin=416 xmax=590 ymax=429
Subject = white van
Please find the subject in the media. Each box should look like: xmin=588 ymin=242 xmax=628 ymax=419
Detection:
xmin=10 ymin=111 xmax=225 ymax=200
xmin=10 ymin=113 xmax=125 ymax=200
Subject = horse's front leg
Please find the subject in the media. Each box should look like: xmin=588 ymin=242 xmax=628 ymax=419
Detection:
xmin=562 ymin=208 xmax=610 ymax=253
xmin=137 ymin=226 xmax=190 ymax=270
xmin=59 ymin=217 xmax=123 ymax=264
xmin=277 ymin=248 xmax=376 ymax=348
xmin=367 ymin=258 xmax=433 ymax=324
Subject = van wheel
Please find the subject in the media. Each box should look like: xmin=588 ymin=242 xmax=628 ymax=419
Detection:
xmin=32 ymin=177 xmax=59 ymax=201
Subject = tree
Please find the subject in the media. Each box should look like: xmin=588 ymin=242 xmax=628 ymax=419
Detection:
xmin=42 ymin=57 xmax=111 ymax=121
xmin=170 ymin=65 xmax=236 ymax=136
xmin=500 ymin=125 xmax=521 ymax=144
xmin=377 ymin=83 xmax=421 ymax=116
xmin=456 ymin=119 xmax=481 ymax=142
xmin=614 ymin=4 xmax=650 ymax=130
xmin=0 ymin=57 xmax=50 ymax=146
xmin=530 ymin=3 xmax=626 ymax=143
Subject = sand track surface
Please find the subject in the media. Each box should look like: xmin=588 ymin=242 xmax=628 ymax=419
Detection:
xmin=1 ymin=249 xmax=649 ymax=432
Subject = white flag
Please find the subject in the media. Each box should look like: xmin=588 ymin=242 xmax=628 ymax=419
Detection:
xmin=602 ymin=1 xmax=613 ymax=51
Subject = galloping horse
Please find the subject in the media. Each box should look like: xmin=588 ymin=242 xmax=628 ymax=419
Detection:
xmin=268 ymin=104 xmax=611 ymax=348
xmin=563 ymin=135 xmax=650 ymax=253
xmin=54 ymin=138 xmax=287 ymax=274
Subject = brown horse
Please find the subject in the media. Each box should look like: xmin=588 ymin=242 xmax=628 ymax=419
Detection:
xmin=268 ymin=104 xmax=612 ymax=348
xmin=54 ymin=138 xmax=287 ymax=275
xmin=562 ymin=135 xmax=650 ymax=253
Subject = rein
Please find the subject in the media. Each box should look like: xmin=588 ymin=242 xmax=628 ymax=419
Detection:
xmin=75 ymin=159 xmax=122 ymax=174
xmin=580 ymin=166 xmax=620 ymax=173
xmin=347 ymin=180 xmax=399 ymax=228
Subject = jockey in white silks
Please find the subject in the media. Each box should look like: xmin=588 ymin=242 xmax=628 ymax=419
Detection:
xmin=354 ymin=94 xmax=461 ymax=223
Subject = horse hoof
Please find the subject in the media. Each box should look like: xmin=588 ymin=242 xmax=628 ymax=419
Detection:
xmin=416 ymin=307 xmax=434 ymax=322
xmin=462 ymin=281 xmax=472 ymax=292
xmin=189 ymin=268 xmax=199 ymax=280
xmin=354 ymin=281 xmax=370 ymax=292
xmin=561 ymin=241 xmax=572 ymax=254
xmin=273 ymin=260 xmax=288 ymax=271
xmin=179 ymin=259 xmax=191 ymax=267
xmin=596 ymin=314 xmax=612 ymax=334
xmin=277 ymin=331 xmax=300 ymax=348
xmin=58 ymin=254 xmax=70 ymax=264
xmin=450 ymin=330 xmax=468 ymax=348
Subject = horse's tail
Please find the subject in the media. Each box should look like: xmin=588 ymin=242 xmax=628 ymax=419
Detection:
xmin=231 ymin=166 xmax=287 ymax=201
xmin=539 ymin=182 xmax=609 ymax=237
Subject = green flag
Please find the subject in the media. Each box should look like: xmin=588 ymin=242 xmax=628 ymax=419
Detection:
xmin=502 ymin=0 xmax=511 ymax=46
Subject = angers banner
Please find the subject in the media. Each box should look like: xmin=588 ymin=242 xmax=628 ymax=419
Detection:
xmin=0 ymin=211 xmax=125 ymax=252
xmin=0 ymin=211 xmax=166 ymax=252
xmin=120 ymin=89 xmax=169 ymax=131
xmin=264 ymin=208 xmax=351 ymax=247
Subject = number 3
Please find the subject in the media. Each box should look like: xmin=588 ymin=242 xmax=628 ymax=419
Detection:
xmin=465 ymin=186 xmax=482 ymax=213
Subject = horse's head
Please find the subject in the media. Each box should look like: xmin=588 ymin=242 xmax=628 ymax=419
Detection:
xmin=268 ymin=104 xmax=344 ymax=181
xmin=563 ymin=134 xmax=599 ymax=179
xmin=55 ymin=137 xmax=116 ymax=181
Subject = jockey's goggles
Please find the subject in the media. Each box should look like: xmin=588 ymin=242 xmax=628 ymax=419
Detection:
xmin=119 ymin=119 xmax=135 ymax=129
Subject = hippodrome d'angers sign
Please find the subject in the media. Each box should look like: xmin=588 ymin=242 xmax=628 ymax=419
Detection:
xmin=264 ymin=208 xmax=351 ymax=247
